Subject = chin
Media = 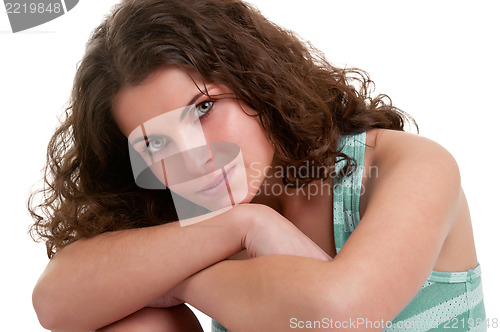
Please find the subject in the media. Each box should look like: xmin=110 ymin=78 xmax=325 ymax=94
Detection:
xmin=240 ymin=191 xmax=257 ymax=205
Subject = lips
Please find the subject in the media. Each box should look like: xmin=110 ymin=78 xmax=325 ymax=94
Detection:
xmin=196 ymin=165 xmax=236 ymax=194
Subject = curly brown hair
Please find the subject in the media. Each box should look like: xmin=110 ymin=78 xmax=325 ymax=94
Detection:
xmin=28 ymin=0 xmax=415 ymax=258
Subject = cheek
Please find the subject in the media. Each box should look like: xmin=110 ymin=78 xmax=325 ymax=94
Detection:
xmin=244 ymin=142 xmax=273 ymax=189
xmin=237 ymin=120 xmax=274 ymax=190
xmin=202 ymin=103 xmax=274 ymax=189
xmin=203 ymin=103 xmax=265 ymax=147
xmin=226 ymin=116 xmax=273 ymax=165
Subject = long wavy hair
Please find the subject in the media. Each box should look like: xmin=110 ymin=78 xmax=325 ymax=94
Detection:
xmin=29 ymin=0 xmax=415 ymax=258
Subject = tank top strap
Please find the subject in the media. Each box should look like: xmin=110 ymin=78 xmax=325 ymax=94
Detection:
xmin=333 ymin=131 xmax=366 ymax=254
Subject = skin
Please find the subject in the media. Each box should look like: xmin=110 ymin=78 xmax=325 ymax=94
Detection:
xmin=164 ymin=129 xmax=479 ymax=331
xmin=33 ymin=66 xmax=479 ymax=331
xmin=113 ymin=65 xmax=275 ymax=207
xmin=97 ymin=306 xmax=203 ymax=332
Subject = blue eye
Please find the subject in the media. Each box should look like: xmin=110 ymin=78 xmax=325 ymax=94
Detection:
xmin=194 ymin=100 xmax=214 ymax=118
xmin=145 ymin=136 xmax=169 ymax=153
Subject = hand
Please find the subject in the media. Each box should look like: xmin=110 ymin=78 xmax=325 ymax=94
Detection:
xmin=243 ymin=204 xmax=333 ymax=262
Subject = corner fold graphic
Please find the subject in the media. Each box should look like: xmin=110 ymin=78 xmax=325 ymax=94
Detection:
xmin=64 ymin=0 xmax=78 ymax=11
xmin=5 ymin=0 xmax=80 ymax=33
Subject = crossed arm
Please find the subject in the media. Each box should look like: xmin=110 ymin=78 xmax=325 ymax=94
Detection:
xmin=33 ymin=131 xmax=463 ymax=331
xmin=169 ymin=134 xmax=462 ymax=331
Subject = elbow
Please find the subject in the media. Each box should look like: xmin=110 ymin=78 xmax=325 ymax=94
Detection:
xmin=316 ymin=289 xmax=352 ymax=322
xmin=33 ymin=280 xmax=61 ymax=331
xmin=294 ymin=278 xmax=352 ymax=323
xmin=32 ymin=278 xmax=79 ymax=331
xmin=310 ymin=270 xmax=366 ymax=324
xmin=32 ymin=250 xmax=89 ymax=331
xmin=33 ymin=290 xmax=102 ymax=332
xmin=319 ymin=282 xmax=399 ymax=332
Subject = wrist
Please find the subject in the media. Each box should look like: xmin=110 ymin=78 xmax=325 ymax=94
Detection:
xmin=236 ymin=203 xmax=270 ymax=253
xmin=230 ymin=204 xmax=259 ymax=251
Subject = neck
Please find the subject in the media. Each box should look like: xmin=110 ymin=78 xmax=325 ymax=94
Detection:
xmin=250 ymin=164 xmax=333 ymax=216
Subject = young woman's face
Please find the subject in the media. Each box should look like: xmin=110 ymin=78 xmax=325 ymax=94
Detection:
xmin=113 ymin=66 xmax=274 ymax=211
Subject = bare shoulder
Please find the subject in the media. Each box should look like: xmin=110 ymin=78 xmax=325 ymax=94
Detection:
xmin=362 ymin=128 xmax=463 ymax=227
xmin=367 ymin=128 xmax=461 ymax=184
xmin=328 ymin=129 xmax=471 ymax=319
xmin=361 ymin=129 xmax=477 ymax=273
xmin=369 ymin=128 xmax=455 ymax=157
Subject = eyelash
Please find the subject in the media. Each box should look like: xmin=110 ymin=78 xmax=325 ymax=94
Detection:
xmin=194 ymin=99 xmax=216 ymax=121
xmin=142 ymin=99 xmax=216 ymax=154
xmin=143 ymin=136 xmax=169 ymax=154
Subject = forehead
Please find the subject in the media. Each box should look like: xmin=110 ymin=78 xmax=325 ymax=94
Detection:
xmin=112 ymin=66 xmax=208 ymax=137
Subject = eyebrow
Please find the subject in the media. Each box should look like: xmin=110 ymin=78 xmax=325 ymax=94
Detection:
xmin=133 ymin=137 xmax=146 ymax=145
xmin=180 ymin=92 xmax=204 ymax=120
xmin=132 ymin=92 xmax=206 ymax=145
xmin=132 ymin=124 xmax=150 ymax=145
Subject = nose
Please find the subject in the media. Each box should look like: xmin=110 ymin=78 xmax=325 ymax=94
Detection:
xmin=166 ymin=127 xmax=213 ymax=181
xmin=179 ymin=143 xmax=213 ymax=177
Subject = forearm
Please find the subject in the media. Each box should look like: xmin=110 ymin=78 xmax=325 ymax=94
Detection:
xmin=33 ymin=206 xmax=252 ymax=331
xmin=176 ymin=255 xmax=337 ymax=331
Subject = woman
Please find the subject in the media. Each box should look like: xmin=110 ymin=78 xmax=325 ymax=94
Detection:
xmin=29 ymin=0 xmax=485 ymax=331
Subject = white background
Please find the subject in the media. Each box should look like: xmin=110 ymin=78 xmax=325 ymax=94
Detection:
xmin=1 ymin=1 xmax=498 ymax=330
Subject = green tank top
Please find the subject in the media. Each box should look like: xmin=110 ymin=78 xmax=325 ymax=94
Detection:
xmin=212 ymin=132 xmax=486 ymax=332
